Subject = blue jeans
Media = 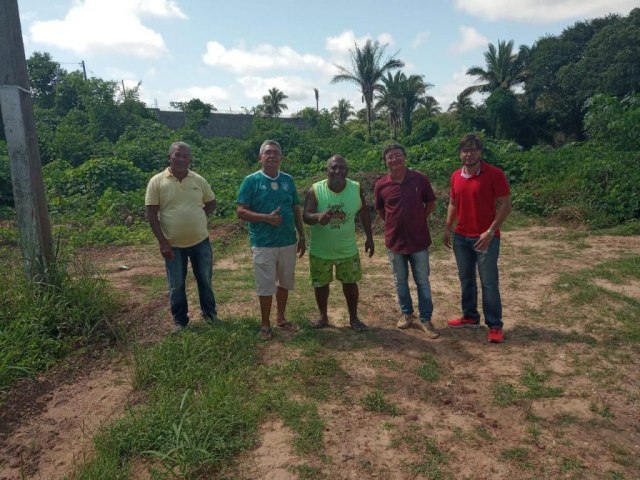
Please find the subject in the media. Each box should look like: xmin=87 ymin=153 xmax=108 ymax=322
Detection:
xmin=453 ymin=233 xmax=502 ymax=328
xmin=387 ymin=249 xmax=433 ymax=321
xmin=164 ymin=238 xmax=217 ymax=326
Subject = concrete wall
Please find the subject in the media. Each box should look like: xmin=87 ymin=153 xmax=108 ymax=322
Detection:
xmin=152 ymin=110 xmax=311 ymax=139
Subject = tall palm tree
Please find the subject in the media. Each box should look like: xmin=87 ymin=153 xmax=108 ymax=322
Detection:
xmin=399 ymin=74 xmax=435 ymax=136
xmin=262 ymin=87 xmax=288 ymax=116
xmin=462 ymin=39 xmax=524 ymax=96
xmin=332 ymin=39 xmax=404 ymax=135
xmin=376 ymin=72 xmax=435 ymax=137
xmin=331 ymin=98 xmax=354 ymax=127
xmin=314 ymin=88 xmax=319 ymax=112
xmin=376 ymin=72 xmax=404 ymax=138
xmin=448 ymin=91 xmax=475 ymax=112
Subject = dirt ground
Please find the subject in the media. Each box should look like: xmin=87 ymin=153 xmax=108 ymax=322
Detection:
xmin=1 ymin=225 xmax=639 ymax=479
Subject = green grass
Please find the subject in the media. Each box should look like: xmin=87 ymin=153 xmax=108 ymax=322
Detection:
xmin=416 ymin=352 xmax=440 ymax=383
xmin=492 ymin=366 xmax=563 ymax=406
xmin=392 ymin=429 xmax=449 ymax=479
xmin=361 ymin=389 xmax=400 ymax=416
xmin=73 ymin=320 xmax=262 ymax=478
xmin=0 ymin=247 xmax=119 ymax=395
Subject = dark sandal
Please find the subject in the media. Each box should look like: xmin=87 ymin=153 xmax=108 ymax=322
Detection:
xmin=350 ymin=320 xmax=368 ymax=333
xmin=276 ymin=321 xmax=299 ymax=332
xmin=259 ymin=326 xmax=273 ymax=340
xmin=310 ymin=318 xmax=329 ymax=329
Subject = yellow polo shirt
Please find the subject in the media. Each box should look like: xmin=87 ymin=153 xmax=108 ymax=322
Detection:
xmin=145 ymin=168 xmax=215 ymax=248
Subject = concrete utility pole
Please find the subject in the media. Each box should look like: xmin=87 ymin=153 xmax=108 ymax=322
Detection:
xmin=0 ymin=0 xmax=53 ymax=279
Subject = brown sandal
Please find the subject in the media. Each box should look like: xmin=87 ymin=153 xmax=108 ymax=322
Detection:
xmin=276 ymin=321 xmax=299 ymax=332
xmin=259 ymin=326 xmax=273 ymax=340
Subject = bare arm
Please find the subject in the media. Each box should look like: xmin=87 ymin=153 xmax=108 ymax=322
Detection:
xmin=203 ymin=199 xmax=217 ymax=215
xmin=236 ymin=204 xmax=282 ymax=226
xmin=443 ymin=198 xmax=457 ymax=249
xmin=293 ymin=204 xmax=306 ymax=257
xmin=303 ymin=188 xmax=331 ymax=226
xmin=358 ymin=190 xmax=375 ymax=257
xmin=474 ymin=194 xmax=512 ymax=251
xmin=145 ymin=205 xmax=174 ymax=260
xmin=424 ymin=200 xmax=436 ymax=219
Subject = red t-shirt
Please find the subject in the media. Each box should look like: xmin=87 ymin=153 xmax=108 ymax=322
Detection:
xmin=374 ymin=169 xmax=436 ymax=254
xmin=450 ymin=161 xmax=510 ymax=237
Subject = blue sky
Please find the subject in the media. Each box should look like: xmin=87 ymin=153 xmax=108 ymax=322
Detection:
xmin=18 ymin=0 xmax=637 ymax=114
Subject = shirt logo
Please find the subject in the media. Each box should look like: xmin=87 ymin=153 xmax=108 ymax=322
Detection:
xmin=282 ymin=182 xmax=290 ymax=192
xmin=271 ymin=182 xmax=279 ymax=191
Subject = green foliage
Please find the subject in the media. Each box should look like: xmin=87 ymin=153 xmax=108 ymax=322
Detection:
xmin=77 ymin=322 xmax=261 ymax=477
xmin=0 ymin=247 xmax=119 ymax=392
xmin=0 ymin=145 xmax=12 ymax=207
xmin=361 ymin=389 xmax=400 ymax=415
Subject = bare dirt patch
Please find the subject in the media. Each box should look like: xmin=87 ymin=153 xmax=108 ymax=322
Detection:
xmin=1 ymin=226 xmax=639 ymax=479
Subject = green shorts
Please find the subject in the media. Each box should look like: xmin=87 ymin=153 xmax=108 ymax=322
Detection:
xmin=309 ymin=253 xmax=362 ymax=287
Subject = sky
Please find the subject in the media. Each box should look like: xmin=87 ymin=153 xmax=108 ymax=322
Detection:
xmin=17 ymin=0 xmax=638 ymax=115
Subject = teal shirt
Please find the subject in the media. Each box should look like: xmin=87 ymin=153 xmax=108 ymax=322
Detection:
xmin=237 ymin=170 xmax=300 ymax=247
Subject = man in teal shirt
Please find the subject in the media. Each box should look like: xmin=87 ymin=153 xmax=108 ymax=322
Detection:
xmin=303 ymin=155 xmax=374 ymax=332
xmin=237 ymin=140 xmax=306 ymax=340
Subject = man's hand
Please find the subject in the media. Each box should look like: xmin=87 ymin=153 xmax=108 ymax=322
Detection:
xmin=443 ymin=229 xmax=452 ymax=249
xmin=365 ymin=237 xmax=375 ymax=257
xmin=473 ymin=230 xmax=494 ymax=252
xmin=297 ymin=237 xmax=306 ymax=258
xmin=159 ymin=240 xmax=174 ymax=260
xmin=264 ymin=206 xmax=282 ymax=226
xmin=317 ymin=210 xmax=332 ymax=225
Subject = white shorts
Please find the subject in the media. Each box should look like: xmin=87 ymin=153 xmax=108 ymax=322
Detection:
xmin=251 ymin=244 xmax=297 ymax=296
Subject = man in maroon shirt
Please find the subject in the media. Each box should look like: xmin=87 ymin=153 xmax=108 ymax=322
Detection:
xmin=374 ymin=143 xmax=439 ymax=339
xmin=444 ymin=133 xmax=512 ymax=343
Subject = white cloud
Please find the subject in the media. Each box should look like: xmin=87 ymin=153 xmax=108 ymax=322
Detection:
xmin=450 ymin=26 xmax=489 ymax=54
xmin=411 ymin=32 xmax=430 ymax=49
xmin=325 ymin=30 xmax=396 ymax=56
xmin=29 ymin=0 xmax=186 ymax=58
xmin=432 ymin=66 xmax=480 ymax=109
xmin=454 ymin=0 xmax=637 ymax=23
xmin=202 ymin=41 xmax=333 ymax=75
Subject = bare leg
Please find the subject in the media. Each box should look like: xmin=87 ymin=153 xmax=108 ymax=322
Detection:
xmin=343 ymin=283 xmax=359 ymax=323
xmin=275 ymin=286 xmax=289 ymax=324
xmin=314 ymin=284 xmax=330 ymax=325
xmin=259 ymin=295 xmax=272 ymax=328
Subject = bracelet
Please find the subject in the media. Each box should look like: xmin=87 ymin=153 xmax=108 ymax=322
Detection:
xmin=487 ymin=228 xmax=495 ymax=235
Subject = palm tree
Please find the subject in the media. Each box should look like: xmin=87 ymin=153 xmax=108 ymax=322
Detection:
xmin=448 ymin=91 xmax=475 ymax=112
xmin=462 ymin=40 xmax=524 ymax=96
xmin=314 ymin=88 xmax=319 ymax=112
xmin=399 ymin=74 xmax=435 ymax=136
xmin=262 ymin=87 xmax=288 ymax=116
xmin=376 ymin=72 xmax=404 ymax=138
xmin=331 ymin=98 xmax=354 ymax=127
xmin=376 ymin=72 xmax=435 ymax=137
xmin=332 ymin=39 xmax=404 ymax=135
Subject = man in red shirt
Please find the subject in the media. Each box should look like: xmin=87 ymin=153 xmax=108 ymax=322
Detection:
xmin=374 ymin=143 xmax=439 ymax=339
xmin=444 ymin=133 xmax=512 ymax=343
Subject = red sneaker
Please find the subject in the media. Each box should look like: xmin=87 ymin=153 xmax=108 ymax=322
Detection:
xmin=488 ymin=328 xmax=504 ymax=343
xmin=447 ymin=317 xmax=480 ymax=329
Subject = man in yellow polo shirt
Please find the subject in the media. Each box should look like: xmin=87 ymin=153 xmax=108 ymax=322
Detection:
xmin=303 ymin=155 xmax=374 ymax=332
xmin=145 ymin=141 xmax=218 ymax=332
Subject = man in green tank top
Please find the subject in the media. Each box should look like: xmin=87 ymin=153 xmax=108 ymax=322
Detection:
xmin=303 ymin=155 xmax=374 ymax=332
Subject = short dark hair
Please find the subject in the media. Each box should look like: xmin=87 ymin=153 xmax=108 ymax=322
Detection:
xmin=382 ymin=143 xmax=406 ymax=162
xmin=458 ymin=133 xmax=483 ymax=152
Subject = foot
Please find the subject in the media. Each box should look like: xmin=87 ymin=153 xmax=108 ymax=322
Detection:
xmin=310 ymin=317 xmax=329 ymax=329
xmin=397 ymin=313 xmax=414 ymax=329
xmin=350 ymin=320 xmax=368 ymax=333
xmin=276 ymin=320 xmax=299 ymax=332
xmin=488 ymin=327 xmax=504 ymax=343
xmin=419 ymin=320 xmax=440 ymax=339
xmin=259 ymin=326 xmax=273 ymax=340
xmin=447 ymin=317 xmax=480 ymax=329
xmin=172 ymin=323 xmax=188 ymax=334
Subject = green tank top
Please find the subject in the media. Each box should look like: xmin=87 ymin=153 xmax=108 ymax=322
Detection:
xmin=310 ymin=178 xmax=361 ymax=259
